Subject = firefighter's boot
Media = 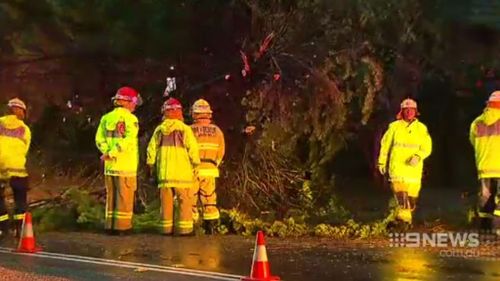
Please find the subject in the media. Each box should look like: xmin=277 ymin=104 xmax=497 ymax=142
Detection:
xmin=203 ymin=220 xmax=217 ymax=235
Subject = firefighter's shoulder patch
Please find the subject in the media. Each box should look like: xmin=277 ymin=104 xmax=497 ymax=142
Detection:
xmin=116 ymin=121 xmax=126 ymax=136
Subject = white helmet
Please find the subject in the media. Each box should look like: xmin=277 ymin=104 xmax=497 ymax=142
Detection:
xmin=7 ymin=98 xmax=27 ymax=111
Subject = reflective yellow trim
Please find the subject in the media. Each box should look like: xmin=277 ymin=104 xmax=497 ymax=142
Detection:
xmin=478 ymin=169 xmax=500 ymax=177
xmin=104 ymin=170 xmax=137 ymax=177
xmin=160 ymin=220 xmax=173 ymax=227
xmin=13 ymin=213 xmax=25 ymax=220
xmin=105 ymin=211 xmax=133 ymax=219
xmin=0 ymin=168 xmax=27 ymax=174
xmin=158 ymin=179 xmax=193 ymax=184
xmin=178 ymin=221 xmax=193 ymax=228
xmin=390 ymin=177 xmax=421 ymax=183
xmin=105 ymin=131 xmax=125 ymax=138
xmin=393 ymin=143 xmax=420 ymax=149
xmin=203 ymin=212 xmax=220 ymax=220
xmin=198 ymin=169 xmax=218 ymax=177
xmin=0 ymin=214 xmax=9 ymax=222
xmin=478 ymin=211 xmax=493 ymax=218
xmin=199 ymin=143 xmax=219 ymax=150
xmin=107 ymin=211 xmax=132 ymax=215
xmin=105 ymin=215 xmax=133 ymax=219
xmin=494 ymin=210 xmax=500 ymax=217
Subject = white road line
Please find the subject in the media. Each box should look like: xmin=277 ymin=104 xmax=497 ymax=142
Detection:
xmin=0 ymin=247 xmax=242 ymax=281
xmin=5 ymin=248 xmax=243 ymax=279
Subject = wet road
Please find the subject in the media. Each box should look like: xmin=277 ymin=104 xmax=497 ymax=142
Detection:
xmin=0 ymin=232 xmax=498 ymax=281
xmin=0 ymin=251 xmax=239 ymax=281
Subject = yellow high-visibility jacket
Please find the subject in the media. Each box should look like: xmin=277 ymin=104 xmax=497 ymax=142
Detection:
xmin=0 ymin=115 xmax=31 ymax=179
xmin=191 ymin=120 xmax=225 ymax=177
xmin=378 ymin=119 xmax=432 ymax=184
xmin=469 ymin=107 xmax=500 ymax=179
xmin=95 ymin=107 xmax=139 ymax=177
xmin=147 ymin=119 xmax=200 ymax=188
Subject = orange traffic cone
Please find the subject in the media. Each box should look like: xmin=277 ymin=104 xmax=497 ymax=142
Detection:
xmin=241 ymin=231 xmax=280 ymax=281
xmin=16 ymin=212 xmax=41 ymax=253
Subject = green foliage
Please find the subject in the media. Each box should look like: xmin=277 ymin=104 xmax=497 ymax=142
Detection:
xmin=218 ymin=209 xmax=385 ymax=238
xmin=33 ymin=187 xmax=103 ymax=231
xmin=313 ymin=220 xmax=387 ymax=239
xmin=132 ymin=199 xmax=161 ymax=233
xmin=313 ymin=197 xmax=352 ymax=225
xmin=69 ymin=188 xmax=105 ymax=229
xmin=32 ymin=206 xmax=77 ymax=232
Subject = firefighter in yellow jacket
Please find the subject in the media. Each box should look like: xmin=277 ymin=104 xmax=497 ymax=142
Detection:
xmin=95 ymin=87 xmax=141 ymax=235
xmin=0 ymin=98 xmax=31 ymax=239
xmin=469 ymin=91 xmax=500 ymax=233
xmin=190 ymin=99 xmax=225 ymax=234
xmin=378 ymin=98 xmax=432 ymax=226
xmin=147 ymin=98 xmax=200 ymax=236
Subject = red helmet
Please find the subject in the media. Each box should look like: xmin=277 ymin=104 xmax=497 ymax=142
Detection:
xmin=162 ymin=98 xmax=182 ymax=112
xmin=112 ymin=86 xmax=142 ymax=105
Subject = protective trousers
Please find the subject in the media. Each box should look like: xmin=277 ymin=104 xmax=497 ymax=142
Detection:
xmin=192 ymin=177 xmax=219 ymax=222
xmin=160 ymin=188 xmax=193 ymax=235
xmin=391 ymin=182 xmax=420 ymax=224
xmin=477 ymin=178 xmax=500 ymax=231
xmin=0 ymin=177 xmax=28 ymax=234
xmin=105 ymin=176 xmax=136 ymax=231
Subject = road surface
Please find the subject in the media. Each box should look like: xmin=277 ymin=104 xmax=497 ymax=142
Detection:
xmin=0 ymin=232 xmax=498 ymax=280
xmin=0 ymin=250 xmax=240 ymax=281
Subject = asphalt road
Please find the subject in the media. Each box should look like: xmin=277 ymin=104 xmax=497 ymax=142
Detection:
xmin=0 ymin=250 xmax=241 ymax=281
xmin=0 ymin=232 xmax=498 ymax=281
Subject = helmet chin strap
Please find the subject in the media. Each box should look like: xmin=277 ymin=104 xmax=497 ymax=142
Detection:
xmin=403 ymin=115 xmax=416 ymax=122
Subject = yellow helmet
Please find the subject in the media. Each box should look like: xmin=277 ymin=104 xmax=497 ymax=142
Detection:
xmin=192 ymin=99 xmax=212 ymax=114
xmin=7 ymin=98 xmax=27 ymax=111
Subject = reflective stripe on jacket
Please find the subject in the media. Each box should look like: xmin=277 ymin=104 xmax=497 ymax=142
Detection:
xmin=470 ymin=107 xmax=500 ymax=178
xmin=95 ymin=107 xmax=139 ymax=176
xmin=191 ymin=121 xmax=225 ymax=177
xmin=378 ymin=119 xmax=432 ymax=184
xmin=0 ymin=115 xmax=31 ymax=179
xmin=147 ymin=119 xmax=200 ymax=188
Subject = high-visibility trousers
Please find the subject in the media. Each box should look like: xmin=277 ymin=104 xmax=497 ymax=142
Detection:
xmin=477 ymin=178 xmax=500 ymax=230
xmin=160 ymin=188 xmax=193 ymax=235
xmin=105 ymin=176 xmax=136 ymax=231
xmin=192 ymin=177 xmax=219 ymax=222
xmin=391 ymin=181 xmax=421 ymax=198
xmin=391 ymin=182 xmax=421 ymax=223
xmin=0 ymin=177 xmax=28 ymax=231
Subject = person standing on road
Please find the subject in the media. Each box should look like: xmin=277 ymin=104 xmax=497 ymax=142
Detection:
xmin=0 ymin=98 xmax=31 ymax=239
xmin=147 ymin=98 xmax=200 ymax=236
xmin=95 ymin=87 xmax=142 ymax=235
xmin=378 ymin=98 xmax=432 ymax=227
xmin=190 ymin=99 xmax=225 ymax=234
xmin=469 ymin=90 xmax=500 ymax=234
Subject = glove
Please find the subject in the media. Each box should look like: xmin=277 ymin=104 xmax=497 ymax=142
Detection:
xmin=100 ymin=154 xmax=115 ymax=162
xmin=378 ymin=164 xmax=386 ymax=175
xmin=407 ymin=155 xmax=420 ymax=167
